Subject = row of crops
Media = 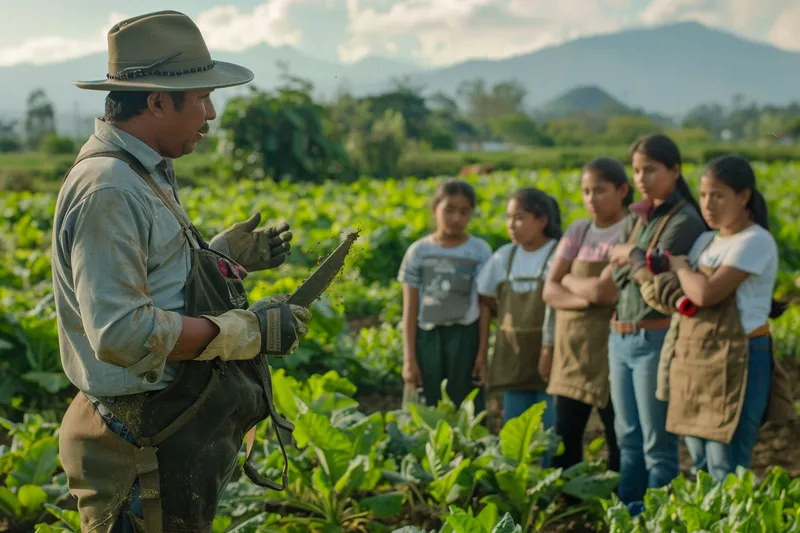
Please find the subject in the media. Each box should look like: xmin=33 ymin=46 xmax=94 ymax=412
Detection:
xmin=2 ymin=163 xmax=800 ymax=531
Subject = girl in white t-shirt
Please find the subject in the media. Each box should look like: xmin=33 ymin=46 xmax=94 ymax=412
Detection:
xmin=477 ymin=188 xmax=561 ymax=458
xmin=661 ymin=154 xmax=794 ymax=482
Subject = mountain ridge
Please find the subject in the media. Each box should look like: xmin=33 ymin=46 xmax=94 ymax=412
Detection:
xmin=2 ymin=20 xmax=798 ymax=129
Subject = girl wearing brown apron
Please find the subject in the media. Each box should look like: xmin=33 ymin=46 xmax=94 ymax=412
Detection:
xmin=606 ymin=134 xmax=707 ymax=513
xmin=649 ymin=155 xmax=795 ymax=483
xmin=398 ymin=178 xmax=493 ymax=413
xmin=477 ymin=188 xmax=561 ymax=453
xmin=542 ymin=157 xmax=631 ymax=473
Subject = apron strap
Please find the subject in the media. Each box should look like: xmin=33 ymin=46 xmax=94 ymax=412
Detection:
xmin=505 ymin=244 xmax=519 ymax=279
xmin=648 ymin=199 xmax=686 ymax=249
xmin=66 ymin=150 xmax=204 ymax=250
xmin=537 ymin=240 xmax=558 ymax=280
xmin=242 ymin=358 xmax=295 ymax=491
xmin=625 ymin=199 xmax=686 ymax=250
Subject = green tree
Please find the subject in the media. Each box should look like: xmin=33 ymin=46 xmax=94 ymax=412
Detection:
xmin=544 ymin=118 xmax=592 ymax=146
xmin=602 ymin=115 xmax=660 ymax=145
xmin=217 ymin=66 xmax=351 ymax=182
xmin=25 ymin=89 xmax=55 ymax=150
xmin=457 ymin=79 xmax=527 ymax=125
xmin=0 ymin=119 xmax=21 ymax=153
xmin=490 ymin=112 xmax=553 ymax=146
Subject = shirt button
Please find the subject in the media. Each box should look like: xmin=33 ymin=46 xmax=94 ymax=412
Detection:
xmin=144 ymin=371 xmax=159 ymax=384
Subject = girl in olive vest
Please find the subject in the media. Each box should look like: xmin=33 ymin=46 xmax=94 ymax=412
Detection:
xmin=542 ymin=157 xmax=631 ymax=473
xmin=398 ymin=178 xmax=493 ymax=413
xmin=645 ymin=155 xmax=794 ymax=483
xmin=606 ymin=134 xmax=707 ymax=512
xmin=476 ymin=188 xmax=561 ymax=437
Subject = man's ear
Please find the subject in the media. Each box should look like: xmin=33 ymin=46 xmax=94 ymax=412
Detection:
xmin=147 ymin=91 xmax=168 ymax=118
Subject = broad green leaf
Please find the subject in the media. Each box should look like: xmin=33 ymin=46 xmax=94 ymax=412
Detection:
xmin=360 ymin=491 xmax=406 ymax=518
xmin=428 ymin=457 xmax=472 ymax=505
xmin=445 ymin=507 xmax=485 ymax=533
xmin=562 ymin=470 xmax=619 ymax=501
xmin=476 ymin=502 xmax=499 ymax=532
xmin=17 ymin=483 xmax=47 ymax=512
xmin=491 ymin=513 xmax=522 ymax=533
xmin=498 ymin=402 xmax=545 ymax=464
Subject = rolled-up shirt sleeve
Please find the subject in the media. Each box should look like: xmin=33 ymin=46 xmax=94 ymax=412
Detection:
xmin=65 ymin=187 xmax=183 ymax=379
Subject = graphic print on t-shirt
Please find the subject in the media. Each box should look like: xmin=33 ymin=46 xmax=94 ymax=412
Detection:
xmin=419 ymin=255 xmax=478 ymax=325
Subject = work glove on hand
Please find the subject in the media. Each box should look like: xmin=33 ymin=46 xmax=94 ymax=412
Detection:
xmin=641 ymin=279 xmax=673 ymax=316
xmin=196 ymin=295 xmax=312 ymax=362
xmin=209 ymin=214 xmax=292 ymax=272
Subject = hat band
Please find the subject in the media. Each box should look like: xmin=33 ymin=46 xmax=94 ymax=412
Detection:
xmin=107 ymin=61 xmax=216 ymax=81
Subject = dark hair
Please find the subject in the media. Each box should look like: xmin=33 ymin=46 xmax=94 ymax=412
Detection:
xmin=104 ymin=91 xmax=186 ymax=123
xmin=703 ymin=155 xmax=769 ymax=230
xmin=511 ymin=187 xmax=563 ymax=240
xmin=432 ymin=178 xmax=477 ymax=209
xmin=702 ymin=155 xmax=786 ymax=319
xmin=583 ymin=156 xmax=634 ymax=206
xmin=630 ymin=133 xmax=703 ymax=219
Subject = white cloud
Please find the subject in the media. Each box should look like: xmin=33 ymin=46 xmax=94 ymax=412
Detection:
xmin=195 ymin=0 xmax=311 ymax=51
xmin=639 ymin=0 xmax=795 ymax=44
xmin=338 ymin=0 xmax=625 ymax=66
xmin=0 ymin=1 xmax=311 ymax=67
xmin=767 ymin=3 xmax=800 ymax=51
xmin=0 ymin=12 xmax=127 ymax=67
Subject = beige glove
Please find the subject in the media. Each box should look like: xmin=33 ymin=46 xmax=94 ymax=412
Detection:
xmin=196 ymin=295 xmax=311 ymax=362
xmin=209 ymin=214 xmax=292 ymax=272
xmin=641 ymin=280 xmax=673 ymax=316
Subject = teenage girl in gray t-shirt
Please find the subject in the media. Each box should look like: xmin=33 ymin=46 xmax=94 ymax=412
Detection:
xmin=397 ymin=178 xmax=492 ymax=412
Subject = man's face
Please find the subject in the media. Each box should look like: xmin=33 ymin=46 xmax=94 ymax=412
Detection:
xmin=158 ymin=89 xmax=216 ymax=158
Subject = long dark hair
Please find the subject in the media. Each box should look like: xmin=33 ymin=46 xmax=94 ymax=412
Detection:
xmin=511 ymin=187 xmax=562 ymax=240
xmin=703 ymin=155 xmax=786 ymax=318
xmin=630 ymin=133 xmax=704 ymax=220
xmin=583 ymin=156 xmax=633 ymax=206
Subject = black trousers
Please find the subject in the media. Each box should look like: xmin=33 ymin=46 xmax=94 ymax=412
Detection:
xmin=552 ymin=394 xmax=620 ymax=472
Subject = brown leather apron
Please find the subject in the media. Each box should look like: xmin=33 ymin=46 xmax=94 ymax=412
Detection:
xmin=666 ymin=237 xmax=795 ymax=444
xmin=611 ymin=200 xmax=685 ymax=334
xmin=58 ymin=149 xmax=293 ymax=533
xmin=547 ymin=223 xmax=615 ymax=409
xmin=488 ymin=242 xmax=556 ymax=393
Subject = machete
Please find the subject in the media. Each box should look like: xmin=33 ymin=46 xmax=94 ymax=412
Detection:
xmin=285 ymin=230 xmax=360 ymax=307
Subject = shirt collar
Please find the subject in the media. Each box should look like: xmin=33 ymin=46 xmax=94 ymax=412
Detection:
xmin=93 ymin=118 xmax=167 ymax=175
xmin=629 ymin=188 xmax=683 ymax=224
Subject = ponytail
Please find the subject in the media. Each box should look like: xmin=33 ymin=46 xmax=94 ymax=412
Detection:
xmin=747 ymin=188 xmax=770 ymax=230
xmin=676 ymin=174 xmax=707 ymax=227
xmin=545 ymin=194 xmax=563 ymax=240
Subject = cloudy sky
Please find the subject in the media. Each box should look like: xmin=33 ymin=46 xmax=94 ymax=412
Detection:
xmin=1 ymin=0 xmax=798 ymax=68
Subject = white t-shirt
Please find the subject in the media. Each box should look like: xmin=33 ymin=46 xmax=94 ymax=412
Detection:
xmin=476 ymin=240 xmax=558 ymax=345
xmin=688 ymin=224 xmax=778 ymax=335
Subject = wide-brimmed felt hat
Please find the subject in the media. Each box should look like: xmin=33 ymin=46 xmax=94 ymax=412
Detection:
xmin=75 ymin=10 xmax=254 ymax=92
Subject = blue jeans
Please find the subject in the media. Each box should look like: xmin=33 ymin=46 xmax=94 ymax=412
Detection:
xmin=503 ymin=390 xmax=555 ymax=467
xmin=90 ymin=400 xmax=144 ymax=532
xmin=685 ymin=337 xmax=773 ymax=483
xmin=608 ymin=328 xmax=679 ymax=505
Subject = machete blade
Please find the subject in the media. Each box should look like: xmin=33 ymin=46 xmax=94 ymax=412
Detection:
xmin=286 ymin=230 xmax=360 ymax=307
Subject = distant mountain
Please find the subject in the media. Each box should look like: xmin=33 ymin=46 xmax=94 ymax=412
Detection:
xmin=536 ymin=86 xmax=634 ymax=119
xmin=2 ymin=21 xmax=800 ymax=134
xmin=405 ymin=21 xmax=800 ymax=116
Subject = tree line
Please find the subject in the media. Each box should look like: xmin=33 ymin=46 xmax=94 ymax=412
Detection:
xmin=3 ymin=64 xmax=800 ymax=182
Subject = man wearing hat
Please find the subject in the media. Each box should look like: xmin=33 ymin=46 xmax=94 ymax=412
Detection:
xmin=52 ymin=10 xmax=310 ymax=533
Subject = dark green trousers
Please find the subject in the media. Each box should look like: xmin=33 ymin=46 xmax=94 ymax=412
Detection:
xmin=416 ymin=321 xmax=486 ymax=415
